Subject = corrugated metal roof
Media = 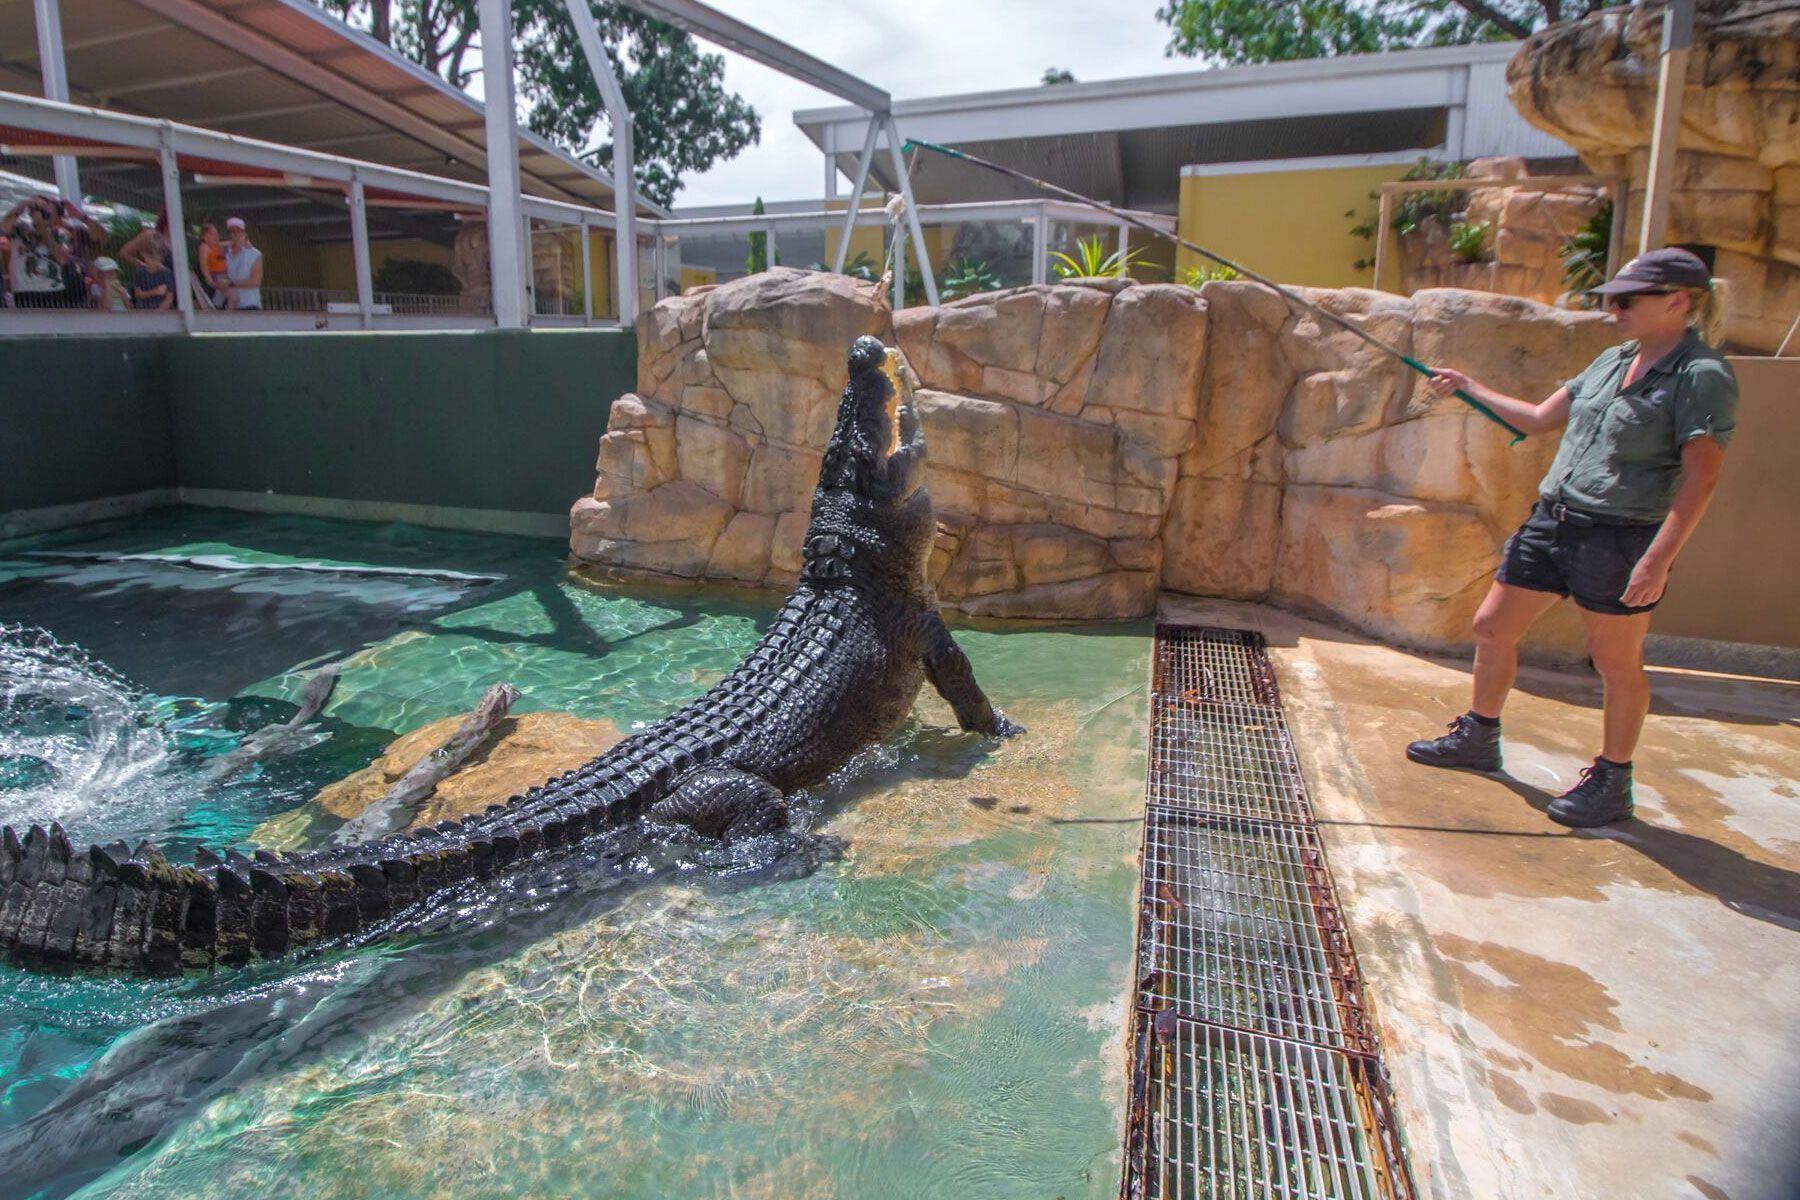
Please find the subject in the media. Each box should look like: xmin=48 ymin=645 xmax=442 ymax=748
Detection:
xmin=0 ymin=0 xmax=657 ymax=215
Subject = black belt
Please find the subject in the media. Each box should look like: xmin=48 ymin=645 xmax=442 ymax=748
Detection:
xmin=1538 ymin=499 xmax=1657 ymax=529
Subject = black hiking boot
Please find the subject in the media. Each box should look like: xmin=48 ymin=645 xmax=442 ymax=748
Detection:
xmin=1405 ymin=713 xmax=1502 ymax=772
xmin=1547 ymin=758 xmax=1635 ymax=828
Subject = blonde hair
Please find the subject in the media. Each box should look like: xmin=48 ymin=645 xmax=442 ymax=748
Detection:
xmin=1683 ymin=278 xmax=1728 ymax=345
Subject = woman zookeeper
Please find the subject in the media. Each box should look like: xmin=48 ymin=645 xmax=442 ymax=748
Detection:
xmin=1405 ymin=247 xmax=1738 ymax=828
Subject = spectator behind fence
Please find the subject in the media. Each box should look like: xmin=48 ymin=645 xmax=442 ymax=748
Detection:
xmin=132 ymin=244 xmax=175 ymax=310
xmin=0 ymin=234 xmax=12 ymax=308
xmin=49 ymin=227 xmax=89 ymax=310
xmin=2 ymin=196 xmax=68 ymax=308
xmin=93 ymin=256 xmax=128 ymax=312
xmin=197 ymin=222 xmax=228 ymax=304
xmin=222 ymin=216 xmax=263 ymax=310
xmin=121 ymin=210 xmax=172 ymax=275
xmin=54 ymin=197 xmax=105 ymax=274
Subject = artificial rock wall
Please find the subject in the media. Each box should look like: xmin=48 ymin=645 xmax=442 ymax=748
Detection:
xmin=571 ymin=268 xmax=1617 ymax=656
xmin=1508 ymin=0 xmax=1800 ymax=350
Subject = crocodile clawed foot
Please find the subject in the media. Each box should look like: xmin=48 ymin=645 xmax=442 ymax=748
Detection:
xmin=987 ymin=709 xmax=1026 ymax=739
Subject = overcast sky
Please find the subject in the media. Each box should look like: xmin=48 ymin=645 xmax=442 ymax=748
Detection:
xmin=668 ymin=1 xmax=1180 ymax=209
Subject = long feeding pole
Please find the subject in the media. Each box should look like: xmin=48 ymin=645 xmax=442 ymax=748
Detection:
xmin=903 ymin=136 xmax=1528 ymax=443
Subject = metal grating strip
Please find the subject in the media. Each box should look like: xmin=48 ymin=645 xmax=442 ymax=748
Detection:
xmin=1152 ymin=624 xmax=1280 ymax=708
xmin=1137 ymin=806 xmax=1369 ymax=1053
xmin=1148 ymin=695 xmax=1311 ymax=824
xmin=1128 ymin=1018 xmax=1406 ymax=1200
xmin=1124 ymin=625 xmax=1415 ymax=1200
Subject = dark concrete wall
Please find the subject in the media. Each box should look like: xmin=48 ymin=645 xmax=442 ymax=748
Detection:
xmin=0 ymin=336 xmax=175 ymax=512
xmin=2 ymin=329 xmax=631 ymax=522
xmin=168 ymin=330 xmax=628 ymax=517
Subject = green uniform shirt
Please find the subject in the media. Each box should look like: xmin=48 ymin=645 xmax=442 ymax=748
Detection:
xmin=1539 ymin=329 xmax=1737 ymax=523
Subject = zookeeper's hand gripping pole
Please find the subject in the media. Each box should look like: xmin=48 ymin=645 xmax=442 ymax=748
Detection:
xmin=903 ymin=137 xmax=1527 ymax=444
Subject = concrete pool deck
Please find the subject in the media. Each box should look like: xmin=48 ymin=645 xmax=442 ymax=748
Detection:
xmin=1158 ymin=595 xmax=1800 ymax=1200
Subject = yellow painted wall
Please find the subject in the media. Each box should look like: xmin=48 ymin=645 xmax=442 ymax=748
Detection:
xmin=587 ymin=229 xmax=616 ymax=319
xmin=244 ymin=225 xmax=324 ymax=289
xmin=1176 ymin=163 xmax=1413 ymax=289
xmin=821 ymin=197 xmax=891 ymax=276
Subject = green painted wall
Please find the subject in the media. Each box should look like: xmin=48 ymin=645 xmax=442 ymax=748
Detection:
xmin=168 ymin=330 xmax=629 ymax=518
xmin=0 ymin=336 xmax=175 ymax=513
xmin=1 ymin=330 xmax=632 ymax=527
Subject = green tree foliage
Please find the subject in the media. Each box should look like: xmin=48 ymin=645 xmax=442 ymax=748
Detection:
xmin=745 ymin=196 xmax=780 ymax=274
xmin=1155 ymin=0 xmax=1626 ymax=65
xmin=311 ymin=0 xmax=759 ymax=207
xmin=374 ymin=257 xmax=462 ymax=294
xmin=1041 ymin=67 xmax=1076 ymax=84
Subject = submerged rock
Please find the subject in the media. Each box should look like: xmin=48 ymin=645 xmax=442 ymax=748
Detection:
xmin=254 ymin=711 xmax=625 ymax=846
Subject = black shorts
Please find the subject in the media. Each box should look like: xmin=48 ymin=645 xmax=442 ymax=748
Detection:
xmin=1496 ymin=500 xmax=1663 ymax=616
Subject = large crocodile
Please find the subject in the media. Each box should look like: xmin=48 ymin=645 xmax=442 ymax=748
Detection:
xmin=0 ymin=336 xmax=1018 ymax=975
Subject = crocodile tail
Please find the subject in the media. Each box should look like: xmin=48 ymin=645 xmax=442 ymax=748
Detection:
xmin=0 ymin=756 xmax=650 ymax=974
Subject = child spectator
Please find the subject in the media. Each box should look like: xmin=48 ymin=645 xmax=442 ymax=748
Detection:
xmin=93 ymin=256 xmax=129 ymax=311
xmin=197 ymin=222 xmax=228 ymax=304
xmin=132 ymin=244 xmax=176 ymax=310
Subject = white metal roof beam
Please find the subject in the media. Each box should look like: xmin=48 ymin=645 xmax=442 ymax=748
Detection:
xmin=1 ymin=22 xmax=174 ymax=65
xmin=101 ymin=64 xmax=264 ymax=97
xmin=614 ymin=0 xmax=889 ymax=113
xmin=122 ymin=0 xmax=575 ymax=201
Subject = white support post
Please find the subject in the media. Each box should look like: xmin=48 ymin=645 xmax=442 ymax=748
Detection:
xmin=882 ymin=114 xmax=937 ymax=306
xmin=157 ymin=125 xmax=192 ymax=331
xmin=831 ymin=117 xmax=879 ymax=273
xmin=1372 ymin=188 xmax=1395 ymax=293
xmin=479 ymin=0 xmax=527 ymax=327
xmin=1030 ymin=209 xmax=1047 ymax=286
xmin=33 ymin=0 xmax=81 ymax=202
xmin=823 ymin=146 xmax=838 ymax=199
xmin=1607 ymin=175 xmax=1629 ymax=279
xmin=349 ymin=171 xmax=374 ymax=328
xmin=580 ymin=215 xmax=594 ymax=324
xmin=1443 ymin=64 xmax=1470 ymax=162
xmin=1640 ymin=0 xmax=1694 ymax=253
xmin=564 ymin=0 xmax=636 ymax=324
xmin=892 ymin=220 xmax=904 ymax=310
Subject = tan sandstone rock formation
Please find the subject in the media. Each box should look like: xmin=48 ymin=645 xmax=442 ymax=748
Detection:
xmin=573 ymin=272 xmax=1620 ymax=657
xmin=315 ymin=710 xmax=626 ymax=830
xmin=1508 ymin=0 xmax=1800 ymax=350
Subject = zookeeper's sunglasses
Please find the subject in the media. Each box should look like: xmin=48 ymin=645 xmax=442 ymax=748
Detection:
xmin=1604 ymin=290 xmax=1675 ymax=310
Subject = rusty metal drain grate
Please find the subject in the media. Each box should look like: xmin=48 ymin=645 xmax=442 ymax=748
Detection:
xmin=1123 ymin=625 xmax=1415 ymax=1200
xmin=1148 ymin=695 xmax=1310 ymax=824
xmin=1137 ymin=806 xmax=1370 ymax=1053
xmin=1126 ymin=1018 xmax=1409 ymax=1200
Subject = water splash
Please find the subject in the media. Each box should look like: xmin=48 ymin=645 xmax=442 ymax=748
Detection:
xmin=0 ymin=624 xmax=181 ymax=840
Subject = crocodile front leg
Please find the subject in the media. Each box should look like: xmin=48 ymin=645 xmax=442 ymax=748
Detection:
xmin=648 ymin=765 xmax=788 ymax=840
xmin=922 ymin=613 xmax=1023 ymax=738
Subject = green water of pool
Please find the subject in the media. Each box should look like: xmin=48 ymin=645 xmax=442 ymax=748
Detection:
xmin=0 ymin=509 xmax=1148 ymax=1199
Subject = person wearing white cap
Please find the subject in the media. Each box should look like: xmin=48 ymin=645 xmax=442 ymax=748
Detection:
xmin=1403 ymin=247 xmax=1738 ymax=829
xmin=92 ymin=256 xmax=128 ymax=311
xmin=222 ymin=216 xmax=264 ymax=311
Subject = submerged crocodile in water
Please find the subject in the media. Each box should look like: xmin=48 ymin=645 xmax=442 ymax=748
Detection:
xmin=0 ymin=336 xmax=1019 ymax=975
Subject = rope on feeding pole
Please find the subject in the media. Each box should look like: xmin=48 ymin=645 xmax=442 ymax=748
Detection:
xmin=903 ymin=136 xmax=1528 ymax=444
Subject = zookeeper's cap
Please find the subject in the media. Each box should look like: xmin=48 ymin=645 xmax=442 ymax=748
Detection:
xmin=225 ymin=216 xmax=246 ymax=230
xmin=1588 ymin=247 xmax=1711 ymax=295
